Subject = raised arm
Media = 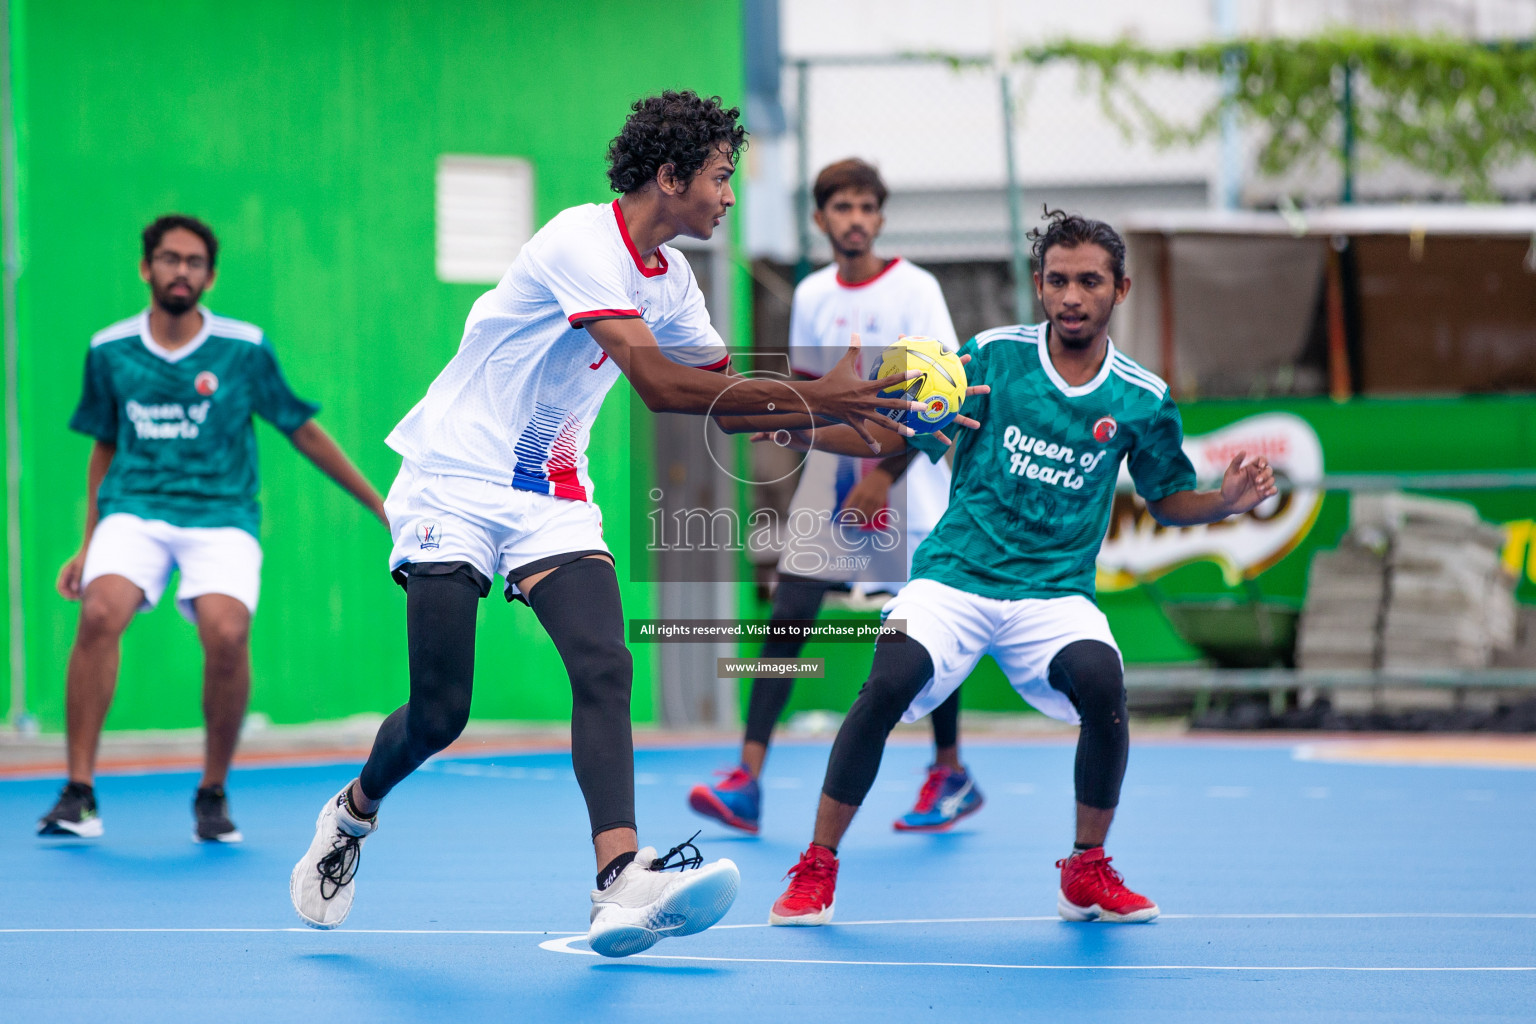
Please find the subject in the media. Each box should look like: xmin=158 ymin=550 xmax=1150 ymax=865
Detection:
xmin=288 ymin=420 xmax=388 ymax=526
xmin=57 ymin=440 xmax=116 ymax=600
xmin=1146 ymin=452 xmax=1276 ymax=526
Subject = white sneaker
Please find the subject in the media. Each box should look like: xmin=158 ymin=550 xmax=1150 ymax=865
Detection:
xmin=587 ymin=842 xmax=740 ymax=958
xmin=290 ymin=784 xmax=377 ymax=929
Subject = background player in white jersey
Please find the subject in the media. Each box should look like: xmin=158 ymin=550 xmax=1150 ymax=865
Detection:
xmin=688 ymin=159 xmax=983 ymax=836
xmin=289 ymin=92 xmax=928 ymax=957
xmin=40 ymin=214 xmax=387 ymax=843
xmin=765 ymin=210 xmax=1277 ymax=927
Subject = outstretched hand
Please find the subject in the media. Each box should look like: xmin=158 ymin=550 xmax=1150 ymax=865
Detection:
xmin=931 ymin=353 xmax=990 ymax=447
xmin=756 ymin=350 xmax=992 ymax=452
xmin=1220 ymin=451 xmax=1278 ymax=514
xmin=800 ymin=333 xmax=923 ymax=452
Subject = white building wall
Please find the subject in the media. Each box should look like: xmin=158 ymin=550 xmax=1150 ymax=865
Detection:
xmin=748 ymin=0 xmax=1536 ymax=262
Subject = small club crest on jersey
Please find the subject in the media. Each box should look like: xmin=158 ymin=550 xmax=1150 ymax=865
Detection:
xmin=415 ymin=520 xmax=442 ymax=550
xmin=194 ymin=371 xmax=219 ymax=397
xmin=1093 ymin=416 xmax=1118 ymax=443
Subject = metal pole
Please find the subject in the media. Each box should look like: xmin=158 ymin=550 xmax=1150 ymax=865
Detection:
xmin=1340 ymin=61 xmax=1356 ymax=205
xmin=793 ymin=59 xmax=812 ymax=282
xmin=1215 ymin=0 xmax=1242 ymax=210
xmin=999 ymin=68 xmax=1033 ymax=323
xmin=0 ymin=0 xmax=27 ymax=732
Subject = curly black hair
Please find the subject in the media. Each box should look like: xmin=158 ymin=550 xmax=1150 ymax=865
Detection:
xmin=142 ymin=213 xmax=218 ymax=269
xmin=606 ymin=90 xmax=747 ymax=195
xmin=1028 ymin=206 xmax=1126 ymax=284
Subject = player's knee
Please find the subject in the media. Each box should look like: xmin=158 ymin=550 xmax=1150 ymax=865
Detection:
xmin=570 ymin=639 xmax=633 ymax=712
xmin=406 ymin=695 xmax=471 ymax=760
xmin=852 ymin=672 xmax=923 ymax=731
xmin=76 ymin=594 xmax=131 ymax=645
xmin=199 ymin=614 xmax=250 ymax=660
xmin=850 ymin=636 xmax=936 ymax=729
xmin=1048 ymin=640 xmax=1125 ymax=724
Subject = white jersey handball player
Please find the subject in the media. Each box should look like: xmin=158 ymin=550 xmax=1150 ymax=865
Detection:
xmin=288 ymin=92 xmax=930 ymax=957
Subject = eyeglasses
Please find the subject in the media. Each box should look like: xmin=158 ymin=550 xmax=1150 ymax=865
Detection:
xmin=151 ymin=251 xmax=210 ymax=272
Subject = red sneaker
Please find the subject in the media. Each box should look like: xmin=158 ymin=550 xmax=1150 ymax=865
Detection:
xmin=1056 ymin=847 xmax=1159 ymax=923
xmin=769 ymin=844 xmax=838 ymax=926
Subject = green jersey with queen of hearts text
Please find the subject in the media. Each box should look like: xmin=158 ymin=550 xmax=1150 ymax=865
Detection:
xmin=908 ymin=322 xmax=1195 ymax=602
xmin=69 ymin=308 xmax=319 ymax=537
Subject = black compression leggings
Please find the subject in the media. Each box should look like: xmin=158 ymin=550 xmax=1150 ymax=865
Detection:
xmin=821 ymin=636 xmax=1127 ymax=809
xmin=358 ymin=558 xmax=636 ymax=837
xmin=1046 ymin=640 xmax=1128 ymax=810
xmin=358 ymin=566 xmax=481 ymax=803
xmin=743 ymin=575 xmax=960 ymax=751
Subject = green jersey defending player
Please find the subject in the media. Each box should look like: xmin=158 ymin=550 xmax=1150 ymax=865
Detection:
xmin=40 ymin=215 xmax=387 ymax=843
xmin=766 ymin=209 xmax=1277 ymax=926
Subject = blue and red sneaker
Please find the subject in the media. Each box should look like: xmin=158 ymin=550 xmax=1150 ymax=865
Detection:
xmin=688 ymin=765 xmax=761 ymax=835
xmin=892 ymin=764 xmax=985 ymax=832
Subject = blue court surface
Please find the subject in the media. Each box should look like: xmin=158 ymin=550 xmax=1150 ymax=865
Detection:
xmin=4 ymin=737 xmax=1534 ymax=1022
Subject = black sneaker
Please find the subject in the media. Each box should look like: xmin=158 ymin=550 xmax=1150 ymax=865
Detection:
xmin=193 ymin=785 xmax=243 ymax=843
xmin=37 ymin=781 xmax=103 ymax=838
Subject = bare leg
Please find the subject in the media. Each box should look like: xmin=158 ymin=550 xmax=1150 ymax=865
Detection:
xmin=595 ymin=827 xmax=639 ymax=868
xmin=930 ymin=687 xmax=962 ymax=770
xmin=811 ymin=793 xmax=860 ymax=850
xmin=193 ymin=594 xmax=252 ymax=789
xmin=348 ymin=779 xmax=380 ymax=817
xmin=1075 ymin=802 xmax=1114 ymax=848
xmin=741 ymin=740 xmax=768 ymax=778
xmin=64 ymin=575 xmax=144 ymax=784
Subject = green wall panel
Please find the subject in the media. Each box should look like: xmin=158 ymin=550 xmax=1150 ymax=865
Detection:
xmin=12 ymin=0 xmax=745 ymax=730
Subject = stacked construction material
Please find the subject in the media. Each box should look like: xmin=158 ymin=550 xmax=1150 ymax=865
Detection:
xmin=1298 ymin=493 xmax=1517 ymax=671
xmin=1295 ymin=540 xmax=1388 ymax=670
xmin=1376 ymin=499 xmax=1516 ymax=670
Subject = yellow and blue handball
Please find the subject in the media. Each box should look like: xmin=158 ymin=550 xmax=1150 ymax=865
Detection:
xmin=867 ymin=335 xmax=967 ymax=434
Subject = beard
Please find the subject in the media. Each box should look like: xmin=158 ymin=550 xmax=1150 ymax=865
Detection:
xmin=1049 ymin=306 xmax=1112 ymax=350
xmin=154 ymin=283 xmax=200 ymax=315
xmin=833 ymin=232 xmax=871 ymax=259
xmin=1053 ymin=325 xmax=1098 ymax=351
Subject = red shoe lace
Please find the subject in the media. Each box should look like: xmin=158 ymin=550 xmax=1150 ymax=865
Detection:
xmin=781 ymin=848 xmax=836 ymax=901
xmin=1057 ymin=851 xmax=1129 ymax=900
xmin=715 ymin=766 xmax=753 ymax=791
xmin=911 ymin=766 xmax=950 ymax=813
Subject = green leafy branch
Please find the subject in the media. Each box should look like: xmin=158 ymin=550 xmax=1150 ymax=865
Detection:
xmin=997 ymin=32 xmax=1536 ymax=200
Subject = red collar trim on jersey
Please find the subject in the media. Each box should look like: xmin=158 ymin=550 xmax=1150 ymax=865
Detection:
xmin=612 ymin=200 xmax=669 ymax=278
xmin=835 ymin=257 xmax=901 ymax=289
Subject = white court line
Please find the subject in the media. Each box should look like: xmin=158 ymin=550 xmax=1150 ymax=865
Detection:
xmin=538 ymin=933 xmax=1536 ymax=971
xmin=7 ymin=912 xmax=1535 ymax=936
xmin=0 ymin=928 xmax=582 ymax=935
xmin=711 ymin=913 xmax=1536 ymax=927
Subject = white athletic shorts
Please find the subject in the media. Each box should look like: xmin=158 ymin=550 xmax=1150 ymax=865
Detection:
xmin=883 ymin=577 xmax=1121 ymax=726
xmin=385 ymin=459 xmax=610 ymax=600
xmin=81 ymin=512 xmax=263 ymax=622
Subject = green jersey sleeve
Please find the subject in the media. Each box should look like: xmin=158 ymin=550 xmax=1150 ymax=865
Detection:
xmin=68 ymin=347 xmax=118 ymax=441
xmin=909 ymin=335 xmax=985 ymax=464
xmin=1127 ymin=397 xmax=1197 ymax=502
xmin=250 ymin=341 xmax=319 ymax=435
